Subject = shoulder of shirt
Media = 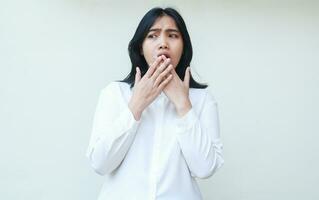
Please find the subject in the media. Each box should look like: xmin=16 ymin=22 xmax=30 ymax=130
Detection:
xmin=99 ymin=81 xmax=131 ymax=102
xmin=99 ymin=81 xmax=217 ymax=104
xmin=100 ymin=81 xmax=129 ymax=92
xmin=189 ymin=86 xmax=218 ymax=105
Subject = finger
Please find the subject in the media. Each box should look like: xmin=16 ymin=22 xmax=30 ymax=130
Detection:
xmin=184 ymin=67 xmax=190 ymax=88
xmin=170 ymin=68 xmax=180 ymax=80
xmin=135 ymin=67 xmax=141 ymax=84
xmin=151 ymin=58 xmax=171 ymax=80
xmin=153 ymin=64 xmax=173 ymax=88
xmin=145 ymin=56 xmax=164 ymax=78
xmin=158 ymin=74 xmax=173 ymax=90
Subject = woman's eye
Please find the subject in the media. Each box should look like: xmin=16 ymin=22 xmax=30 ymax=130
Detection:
xmin=147 ymin=34 xmax=157 ymax=38
xmin=169 ymin=34 xmax=179 ymax=38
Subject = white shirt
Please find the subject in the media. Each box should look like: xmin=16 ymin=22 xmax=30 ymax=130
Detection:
xmin=86 ymin=81 xmax=224 ymax=200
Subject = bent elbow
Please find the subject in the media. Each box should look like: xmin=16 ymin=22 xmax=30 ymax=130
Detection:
xmin=192 ymin=157 xmax=225 ymax=179
xmin=91 ymin=162 xmax=108 ymax=176
xmin=91 ymin=156 xmax=120 ymax=176
xmin=191 ymin=169 xmax=214 ymax=179
xmin=86 ymin=149 xmax=115 ymax=176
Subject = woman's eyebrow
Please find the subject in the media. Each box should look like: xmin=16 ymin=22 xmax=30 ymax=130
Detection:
xmin=148 ymin=28 xmax=160 ymax=33
xmin=166 ymin=28 xmax=180 ymax=33
xmin=148 ymin=28 xmax=180 ymax=33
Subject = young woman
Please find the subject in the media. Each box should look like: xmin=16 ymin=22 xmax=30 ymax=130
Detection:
xmin=86 ymin=7 xmax=224 ymax=200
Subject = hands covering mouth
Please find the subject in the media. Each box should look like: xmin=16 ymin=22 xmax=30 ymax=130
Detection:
xmin=129 ymin=54 xmax=191 ymax=120
xmin=155 ymin=53 xmax=172 ymax=68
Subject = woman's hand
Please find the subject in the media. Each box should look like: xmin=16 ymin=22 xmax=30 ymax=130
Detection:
xmin=128 ymin=55 xmax=174 ymax=120
xmin=163 ymin=61 xmax=192 ymax=117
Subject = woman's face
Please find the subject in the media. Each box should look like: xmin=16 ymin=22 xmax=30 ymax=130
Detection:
xmin=141 ymin=15 xmax=184 ymax=69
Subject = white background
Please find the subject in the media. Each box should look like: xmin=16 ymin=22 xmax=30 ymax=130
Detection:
xmin=1 ymin=0 xmax=318 ymax=199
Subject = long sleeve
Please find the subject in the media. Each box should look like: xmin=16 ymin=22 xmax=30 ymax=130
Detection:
xmin=175 ymin=90 xmax=224 ymax=179
xmin=86 ymin=82 xmax=140 ymax=175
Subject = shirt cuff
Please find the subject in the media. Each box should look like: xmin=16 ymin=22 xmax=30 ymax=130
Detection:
xmin=122 ymin=103 xmax=141 ymax=129
xmin=175 ymin=108 xmax=198 ymax=135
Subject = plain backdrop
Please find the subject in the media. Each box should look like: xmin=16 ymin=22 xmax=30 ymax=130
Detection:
xmin=1 ymin=0 xmax=318 ymax=199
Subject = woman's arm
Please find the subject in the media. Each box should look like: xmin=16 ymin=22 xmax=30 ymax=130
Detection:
xmin=86 ymin=83 xmax=140 ymax=175
xmin=175 ymin=90 xmax=224 ymax=179
xmin=86 ymin=57 xmax=176 ymax=175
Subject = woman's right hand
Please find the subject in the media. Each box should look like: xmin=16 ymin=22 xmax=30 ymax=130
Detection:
xmin=128 ymin=55 xmax=173 ymax=120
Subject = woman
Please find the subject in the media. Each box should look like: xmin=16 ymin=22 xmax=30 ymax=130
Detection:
xmin=86 ymin=7 xmax=224 ymax=200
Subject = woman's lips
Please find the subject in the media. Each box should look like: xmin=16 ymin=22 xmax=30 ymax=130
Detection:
xmin=158 ymin=53 xmax=170 ymax=59
xmin=153 ymin=51 xmax=171 ymax=59
xmin=151 ymin=53 xmax=173 ymax=67
xmin=162 ymin=54 xmax=170 ymax=58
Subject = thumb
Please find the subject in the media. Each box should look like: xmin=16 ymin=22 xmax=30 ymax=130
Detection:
xmin=135 ymin=67 xmax=141 ymax=84
xmin=184 ymin=67 xmax=190 ymax=88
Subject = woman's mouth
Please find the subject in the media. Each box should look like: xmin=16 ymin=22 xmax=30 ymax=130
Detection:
xmin=152 ymin=52 xmax=173 ymax=64
xmin=160 ymin=53 xmax=170 ymax=59
xmin=155 ymin=51 xmax=171 ymax=58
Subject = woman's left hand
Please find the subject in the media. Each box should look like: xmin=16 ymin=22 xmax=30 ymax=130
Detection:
xmin=163 ymin=67 xmax=192 ymax=117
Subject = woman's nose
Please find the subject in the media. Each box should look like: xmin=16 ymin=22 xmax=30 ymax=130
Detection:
xmin=159 ymin=36 xmax=168 ymax=49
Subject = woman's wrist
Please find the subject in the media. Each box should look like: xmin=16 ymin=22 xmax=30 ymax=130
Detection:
xmin=128 ymin=98 xmax=144 ymax=121
xmin=175 ymin=99 xmax=192 ymax=117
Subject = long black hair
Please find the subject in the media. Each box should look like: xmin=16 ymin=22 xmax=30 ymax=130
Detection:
xmin=120 ymin=7 xmax=207 ymax=89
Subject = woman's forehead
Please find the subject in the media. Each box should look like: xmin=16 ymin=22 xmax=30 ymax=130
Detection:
xmin=150 ymin=15 xmax=178 ymax=30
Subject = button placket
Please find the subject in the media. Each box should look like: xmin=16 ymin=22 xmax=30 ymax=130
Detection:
xmin=149 ymin=99 xmax=165 ymax=200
